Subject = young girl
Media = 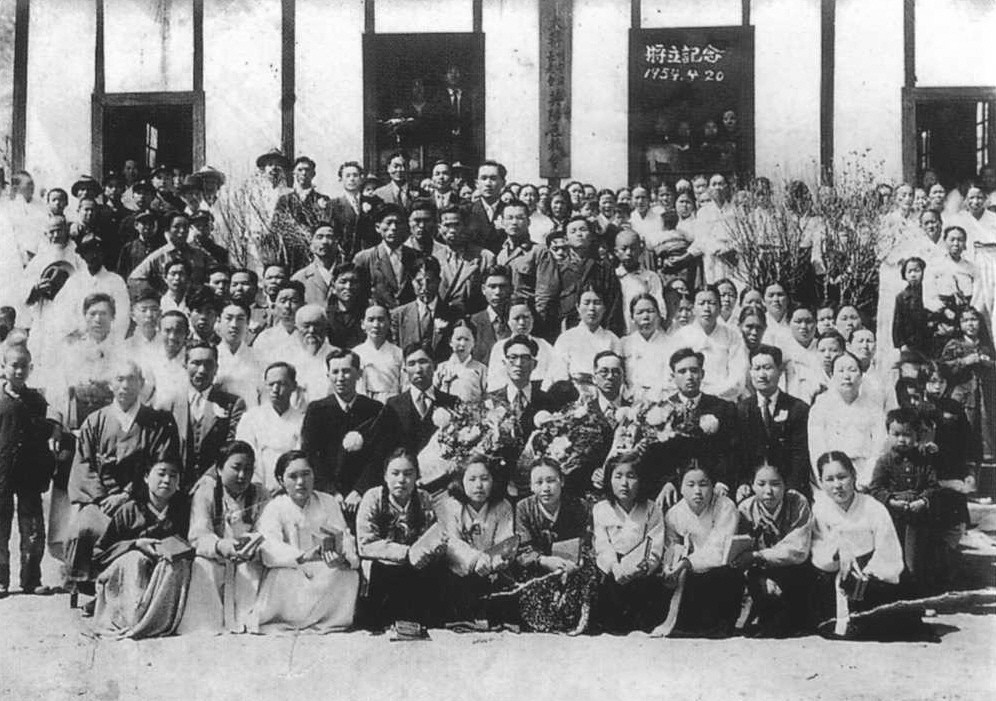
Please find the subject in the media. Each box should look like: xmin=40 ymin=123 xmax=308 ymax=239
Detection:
xmin=438 ymin=456 xmax=515 ymax=624
xmin=551 ymin=287 xmax=622 ymax=386
xmin=621 ymin=294 xmax=675 ymax=402
xmin=355 ymin=449 xmax=444 ymax=630
xmin=181 ymin=441 xmax=268 ymax=634
xmin=486 ymin=298 xmax=554 ymax=391
xmin=434 ymin=319 xmax=488 ymax=402
xmin=892 ymin=257 xmax=930 ymax=356
xmin=811 ymin=451 xmax=929 ymax=640
xmin=250 ymin=451 xmax=360 ymax=634
xmin=592 ymin=453 xmax=665 ymax=633
xmin=91 ymin=461 xmax=191 ymax=639
xmin=661 ymin=463 xmax=742 ymax=638
xmin=736 ymin=462 xmax=814 ymax=637
xmin=513 ymin=459 xmax=597 ymax=633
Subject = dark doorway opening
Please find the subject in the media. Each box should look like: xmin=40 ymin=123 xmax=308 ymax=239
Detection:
xmin=903 ymin=87 xmax=996 ymax=189
xmin=91 ymin=91 xmax=205 ymax=179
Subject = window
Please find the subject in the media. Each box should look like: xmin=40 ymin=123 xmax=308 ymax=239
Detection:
xmin=145 ymin=122 xmax=159 ymax=169
xmin=977 ymin=101 xmax=991 ymax=174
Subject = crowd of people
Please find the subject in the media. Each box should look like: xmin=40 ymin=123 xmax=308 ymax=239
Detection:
xmin=0 ymin=149 xmax=993 ymax=642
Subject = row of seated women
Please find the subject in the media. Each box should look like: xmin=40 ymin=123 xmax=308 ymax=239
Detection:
xmin=91 ymin=441 xmax=933 ymax=641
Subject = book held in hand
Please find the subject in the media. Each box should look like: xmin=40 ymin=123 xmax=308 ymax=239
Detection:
xmin=485 ymin=534 xmax=520 ymax=562
xmin=234 ymin=533 xmax=264 ymax=559
xmin=408 ymin=522 xmax=446 ymax=563
xmin=618 ymin=536 xmax=653 ymax=578
xmin=723 ymin=534 xmax=755 ymax=566
xmin=551 ymin=537 xmax=581 ymax=564
xmin=155 ymin=535 xmax=195 ymax=563
xmin=314 ymin=527 xmax=345 ymax=557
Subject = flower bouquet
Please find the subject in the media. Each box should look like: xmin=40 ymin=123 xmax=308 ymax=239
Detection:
xmin=515 ymin=401 xmax=614 ymax=492
xmin=417 ymin=398 xmax=524 ymax=488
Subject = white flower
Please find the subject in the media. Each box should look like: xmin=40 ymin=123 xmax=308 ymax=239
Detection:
xmin=572 ymin=404 xmax=589 ymax=420
xmin=548 ymin=435 xmax=572 ymax=460
xmin=431 ymin=407 xmax=453 ymax=429
xmin=533 ymin=410 xmax=554 ymax=427
xmin=457 ymin=426 xmax=482 ymax=444
xmin=433 ymin=318 xmax=449 ymax=332
xmin=644 ymin=405 xmax=668 ymax=428
xmin=774 ymin=410 xmax=789 ymax=423
xmin=699 ymin=414 xmax=720 ymax=435
xmin=342 ymin=431 xmax=364 ymax=452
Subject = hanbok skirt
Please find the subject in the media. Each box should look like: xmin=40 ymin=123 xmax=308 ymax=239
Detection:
xmin=92 ymin=550 xmax=192 ymax=639
xmin=177 ymin=556 xmax=263 ymax=635
xmin=249 ymin=562 xmax=359 ymax=634
xmin=514 ymin=559 xmax=599 ymax=634
xmin=665 ymin=567 xmax=745 ymax=638
xmin=742 ymin=564 xmax=814 ymax=638
xmin=811 ymin=568 xmax=934 ymax=641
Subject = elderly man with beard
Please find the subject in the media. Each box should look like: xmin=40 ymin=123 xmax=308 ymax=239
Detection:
xmin=289 ymin=304 xmax=334 ymax=406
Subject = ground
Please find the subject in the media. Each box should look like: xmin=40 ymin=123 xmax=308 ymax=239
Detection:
xmin=2 ymin=508 xmax=995 ymax=701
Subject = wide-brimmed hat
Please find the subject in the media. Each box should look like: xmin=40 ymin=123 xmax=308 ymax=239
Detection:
xmin=197 ymin=165 xmax=226 ymax=186
xmin=256 ymin=149 xmax=292 ymax=171
xmin=71 ymin=175 xmax=101 ymax=199
xmin=177 ymin=174 xmax=204 ymax=194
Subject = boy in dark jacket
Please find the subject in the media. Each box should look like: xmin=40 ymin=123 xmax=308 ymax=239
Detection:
xmin=0 ymin=344 xmax=56 ymax=596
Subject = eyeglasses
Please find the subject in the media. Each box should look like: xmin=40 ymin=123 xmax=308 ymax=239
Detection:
xmin=505 ymin=353 xmax=535 ymax=363
xmin=595 ymin=368 xmax=623 ymax=377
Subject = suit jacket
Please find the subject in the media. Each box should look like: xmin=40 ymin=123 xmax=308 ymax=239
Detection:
xmin=291 ymin=260 xmax=333 ymax=307
xmin=487 ymin=382 xmax=560 ymax=495
xmin=438 ymin=244 xmax=495 ymax=315
xmin=161 ymin=386 xmax=244 ymax=490
xmin=642 ymin=392 xmax=738 ymax=495
xmin=470 ymin=308 xmax=510 ymax=364
xmin=534 ymin=250 xmax=625 ymax=341
xmin=374 ymin=182 xmax=415 ymax=211
xmin=329 ymin=194 xmax=365 ymax=256
xmin=390 ymin=298 xmax=458 ymax=361
xmin=431 ymin=190 xmax=462 ymax=212
xmin=353 ymin=244 xmax=418 ymax=309
xmin=736 ymin=392 xmax=811 ymax=498
xmin=463 ymin=200 xmax=504 ymax=254
xmin=301 ymin=393 xmax=387 ymax=496
xmin=383 ymin=389 xmax=459 ymax=456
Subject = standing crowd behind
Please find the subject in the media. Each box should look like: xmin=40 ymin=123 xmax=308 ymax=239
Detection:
xmin=0 ymin=151 xmax=993 ymax=641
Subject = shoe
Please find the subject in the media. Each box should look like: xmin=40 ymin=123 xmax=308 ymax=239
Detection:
xmin=23 ymin=585 xmax=55 ymax=596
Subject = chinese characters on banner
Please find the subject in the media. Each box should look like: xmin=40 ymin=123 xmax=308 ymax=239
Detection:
xmin=629 ymin=27 xmax=754 ymax=185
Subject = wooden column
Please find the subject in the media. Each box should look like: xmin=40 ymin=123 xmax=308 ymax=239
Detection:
xmin=11 ymin=0 xmax=30 ymax=172
xmin=742 ymin=0 xmax=751 ymax=26
xmin=282 ymin=0 xmax=296 ymax=158
xmin=193 ymin=0 xmax=203 ymax=92
xmin=631 ymin=0 xmax=641 ymax=29
xmin=903 ymin=0 xmax=915 ymax=88
xmin=91 ymin=0 xmax=106 ymax=177
xmin=472 ymin=0 xmax=482 ymax=33
xmin=820 ymin=0 xmax=835 ymax=184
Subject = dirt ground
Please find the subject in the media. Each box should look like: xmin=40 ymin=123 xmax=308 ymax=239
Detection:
xmin=2 ymin=507 xmax=995 ymax=701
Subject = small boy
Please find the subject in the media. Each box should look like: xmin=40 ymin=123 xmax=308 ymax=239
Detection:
xmin=0 ymin=345 xmax=56 ymax=596
xmin=354 ymin=304 xmax=403 ymax=403
xmin=869 ymin=408 xmax=940 ymax=592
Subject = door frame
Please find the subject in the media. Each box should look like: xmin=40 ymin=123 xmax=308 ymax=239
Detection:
xmin=901 ymin=86 xmax=996 ymax=185
xmin=91 ymin=90 xmax=206 ymax=178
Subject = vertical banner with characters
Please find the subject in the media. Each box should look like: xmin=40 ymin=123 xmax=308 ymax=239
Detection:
xmin=629 ymin=26 xmax=754 ymax=186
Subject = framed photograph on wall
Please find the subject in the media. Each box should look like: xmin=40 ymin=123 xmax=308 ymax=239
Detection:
xmin=362 ymin=32 xmax=485 ymax=182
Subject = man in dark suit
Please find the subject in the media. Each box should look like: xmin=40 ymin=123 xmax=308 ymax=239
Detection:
xmin=160 ymin=342 xmax=245 ymax=490
xmin=468 ymin=264 xmax=512 ymax=363
xmin=486 ymin=335 xmax=559 ymax=497
xmin=352 ymin=203 xmax=418 ymax=310
xmin=330 ymin=160 xmax=366 ymax=257
xmin=589 ymin=350 xmax=632 ymax=424
xmin=373 ymin=152 xmax=414 ymax=211
xmin=735 ymin=345 xmax=811 ymax=499
xmin=384 ymin=342 xmax=459 ymax=459
xmin=429 ymin=161 xmax=462 ymax=212
xmin=463 ymin=160 xmax=507 ymax=254
xmin=390 ymin=256 xmax=456 ymax=361
xmin=651 ymin=347 xmax=738 ymax=507
xmin=301 ymin=348 xmax=388 ymax=514
xmin=291 ymin=225 xmax=342 ymax=306
xmin=271 ymin=156 xmax=334 ymax=235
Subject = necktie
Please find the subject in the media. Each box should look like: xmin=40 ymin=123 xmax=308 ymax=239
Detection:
xmin=494 ymin=316 xmax=510 ymax=339
xmin=762 ymin=396 xmax=773 ymax=431
xmin=420 ymin=304 xmax=431 ymax=340
xmin=191 ymin=392 xmax=205 ymax=422
xmin=513 ymin=391 xmax=527 ymax=418
xmin=416 ymin=392 xmax=428 ymax=419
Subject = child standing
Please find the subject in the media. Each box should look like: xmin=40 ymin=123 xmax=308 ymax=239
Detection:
xmin=435 ymin=319 xmax=488 ymax=402
xmin=892 ymin=257 xmax=930 ymax=356
xmin=869 ymin=409 xmax=940 ymax=593
xmin=0 ymin=345 xmax=56 ymax=597
xmin=592 ymin=452 xmax=665 ymax=633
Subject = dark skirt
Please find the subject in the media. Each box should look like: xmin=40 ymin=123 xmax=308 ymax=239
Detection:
xmin=596 ymin=573 xmax=666 ymax=634
xmin=742 ymin=563 xmax=814 ymax=638
xmin=362 ymin=560 xmax=446 ymax=630
xmin=811 ymin=568 xmax=934 ymax=641
xmin=514 ymin=559 xmax=599 ymax=633
xmin=667 ymin=566 xmax=745 ymax=638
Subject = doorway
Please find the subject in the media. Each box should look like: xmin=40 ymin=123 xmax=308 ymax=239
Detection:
xmin=91 ymin=91 xmax=205 ymax=178
xmin=903 ymin=87 xmax=996 ymax=189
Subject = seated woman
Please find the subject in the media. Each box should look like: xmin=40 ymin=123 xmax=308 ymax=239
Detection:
xmin=91 ymin=461 xmax=191 ymax=639
xmin=249 ymin=451 xmax=360 ymax=634
xmin=811 ymin=451 xmax=931 ymax=641
xmin=356 ymin=449 xmax=446 ymax=631
xmin=179 ymin=441 xmax=269 ymax=635
xmin=736 ymin=462 xmax=814 ymax=638
xmin=438 ymin=455 xmax=516 ymax=625
xmin=660 ymin=463 xmax=743 ymax=638
xmin=513 ymin=458 xmax=598 ymax=634
xmin=592 ymin=452 xmax=665 ymax=634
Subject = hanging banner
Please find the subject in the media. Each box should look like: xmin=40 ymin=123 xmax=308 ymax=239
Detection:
xmin=539 ymin=0 xmax=572 ymax=179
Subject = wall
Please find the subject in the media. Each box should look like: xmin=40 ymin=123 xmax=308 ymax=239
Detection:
xmin=916 ymin=0 xmax=996 ymax=87
xmin=203 ymin=0 xmax=282 ymax=180
xmin=25 ymin=0 xmax=95 ymax=190
xmin=104 ymin=0 xmax=193 ymax=93
xmin=834 ymin=0 xmax=904 ymax=182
